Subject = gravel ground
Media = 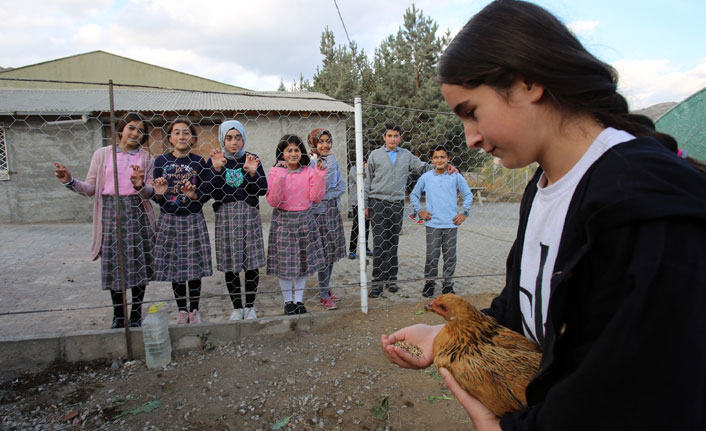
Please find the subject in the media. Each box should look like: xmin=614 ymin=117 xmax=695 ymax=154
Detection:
xmin=0 ymin=295 xmax=497 ymax=430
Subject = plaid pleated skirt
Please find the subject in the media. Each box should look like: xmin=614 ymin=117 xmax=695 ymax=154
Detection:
xmin=314 ymin=199 xmax=346 ymax=265
xmin=153 ymin=211 xmax=213 ymax=282
xmin=100 ymin=195 xmax=155 ymax=291
xmin=214 ymin=200 xmax=266 ymax=272
xmin=267 ymin=208 xmax=326 ymax=278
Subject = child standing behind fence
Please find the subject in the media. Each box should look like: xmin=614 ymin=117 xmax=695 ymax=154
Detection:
xmin=348 ymin=159 xmax=372 ymax=259
xmin=410 ymin=145 xmax=473 ymax=297
xmin=210 ymin=120 xmax=267 ymax=321
xmin=152 ymin=118 xmax=213 ymax=325
xmin=54 ymin=113 xmax=156 ymax=329
xmin=267 ymin=135 xmax=327 ymax=316
xmin=307 ymin=128 xmax=346 ymax=311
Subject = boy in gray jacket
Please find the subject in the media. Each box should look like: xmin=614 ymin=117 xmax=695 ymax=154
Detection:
xmin=364 ymin=124 xmax=432 ymax=297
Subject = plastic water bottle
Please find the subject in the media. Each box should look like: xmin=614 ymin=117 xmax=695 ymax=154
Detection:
xmin=142 ymin=303 xmax=172 ymax=368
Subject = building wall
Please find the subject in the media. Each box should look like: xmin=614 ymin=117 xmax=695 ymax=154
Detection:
xmin=0 ymin=114 xmax=349 ymax=224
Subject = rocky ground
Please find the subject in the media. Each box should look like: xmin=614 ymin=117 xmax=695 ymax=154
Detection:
xmin=0 ymin=294 xmax=497 ymax=431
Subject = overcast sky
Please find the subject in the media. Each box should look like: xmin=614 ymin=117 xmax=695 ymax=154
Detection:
xmin=2 ymin=0 xmax=705 ymax=109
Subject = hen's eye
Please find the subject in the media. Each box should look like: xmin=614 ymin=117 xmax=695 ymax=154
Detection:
xmin=440 ymin=305 xmax=447 ymax=311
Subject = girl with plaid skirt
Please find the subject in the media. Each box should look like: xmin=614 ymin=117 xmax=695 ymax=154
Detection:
xmin=266 ymin=135 xmax=327 ymax=316
xmin=54 ymin=113 xmax=156 ymax=329
xmin=210 ymin=120 xmax=268 ymax=321
xmin=307 ymin=128 xmax=346 ymax=311
xmin=152 ymin=118 xmax=213 ymax=324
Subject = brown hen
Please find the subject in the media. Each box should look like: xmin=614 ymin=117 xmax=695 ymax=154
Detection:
xmin=427 ymin=294 xmax=541 ymax=417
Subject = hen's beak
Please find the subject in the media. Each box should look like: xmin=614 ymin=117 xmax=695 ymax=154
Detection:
xmin=424 ymin=299 xmax=436 ymax=312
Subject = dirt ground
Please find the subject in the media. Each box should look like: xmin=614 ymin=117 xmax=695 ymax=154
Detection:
xmin=0 ymin=293 xmax=497 ymax=431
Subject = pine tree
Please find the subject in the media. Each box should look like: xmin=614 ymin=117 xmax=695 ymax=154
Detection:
xmin=311 ymin=27 xmax=372 ymax=103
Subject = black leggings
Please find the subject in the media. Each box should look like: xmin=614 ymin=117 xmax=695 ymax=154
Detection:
xmin=226 ymin=269 xmax=259 ymax=309
xmin=171 ymin=280 xmax=202 ymax=312
xmin=110 ymin=285 xmax=146 ymax=318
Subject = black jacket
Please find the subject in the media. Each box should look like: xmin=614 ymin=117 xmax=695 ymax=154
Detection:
xmin=488 ymin=138 xmax=706 ymax=430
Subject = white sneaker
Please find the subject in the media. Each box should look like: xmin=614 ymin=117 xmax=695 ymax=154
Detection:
xmin=244 ymin=307 xmax=257 ymax=320
xmin=229 ymin=309 xmax=244 ymax=321
xmin=189 ymin=309 xmax=202 ymax=324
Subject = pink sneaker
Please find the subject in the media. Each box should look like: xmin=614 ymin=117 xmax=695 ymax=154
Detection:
xmin=177 ymin=310 xmax=189 ymax=324
xmin=189 ymin=309 xmax=202 ymax=324
xmin=320 ymin=296 xmax=338 ymax=310
xmin=329 ymin=292 xmax=343 ymax=302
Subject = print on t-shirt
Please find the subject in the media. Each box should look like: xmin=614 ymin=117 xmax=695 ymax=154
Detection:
xmin=225 ymin=167 xmax=244 ymax=188
xmin=162 ymin=162 xmax=196 ymax=206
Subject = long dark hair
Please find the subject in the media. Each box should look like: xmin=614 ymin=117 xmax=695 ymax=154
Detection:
xmin=116 ymin=112 xmax=149 ymax=145
xmin=275 ymin=134 xmax=310 ymax=167
xmin=437 ymin=0 xmax=688 ymax=160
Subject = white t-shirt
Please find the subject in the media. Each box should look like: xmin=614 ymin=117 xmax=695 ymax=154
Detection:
xmin=519 ymin=128 xmax=634 ymax=345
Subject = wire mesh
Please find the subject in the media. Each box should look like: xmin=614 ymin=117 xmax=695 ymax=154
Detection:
xmin=0 ymin=77 xmax=538 ymax=338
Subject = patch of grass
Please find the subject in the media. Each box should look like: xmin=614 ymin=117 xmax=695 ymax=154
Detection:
xmin=370 ymin=396 xmax=390 ymax=419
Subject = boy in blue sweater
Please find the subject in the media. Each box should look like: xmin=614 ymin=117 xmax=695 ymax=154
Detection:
xmin=410 ymin=145 xmax=473 ymax=297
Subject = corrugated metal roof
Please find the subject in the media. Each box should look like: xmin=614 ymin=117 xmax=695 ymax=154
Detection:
xmin=0 ymin=88 xmax=353 ymax=114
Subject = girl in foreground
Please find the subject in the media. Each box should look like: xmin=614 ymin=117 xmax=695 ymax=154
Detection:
xmin=381 ymin=1 xmax=706 ymax=430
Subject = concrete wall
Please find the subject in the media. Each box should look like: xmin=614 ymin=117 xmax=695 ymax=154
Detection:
xmin=0 ymin=113 xmax=350 ymax=224
xmin=1 ymin=117 xmax=104 ymax=223
xmin=0 ymin=311 xmax=349 ymax=377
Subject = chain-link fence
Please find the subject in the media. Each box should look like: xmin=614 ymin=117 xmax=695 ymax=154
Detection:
xmin=0 ymin=78 xmax=535 ymax=350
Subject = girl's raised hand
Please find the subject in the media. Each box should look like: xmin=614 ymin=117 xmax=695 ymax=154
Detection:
xmin=244 ymin=154 xmax=260 ymax=176
xmin=129 ymin=164 xmax=145 ymax=189
xmin=276 ymin=160 xmax=289 ymax=169
xmin=153 ymin=177 xmax=168 ymax=196
xmin=181 ymin=179 xmax=197 ymax=200
xmin=54 ymin=162 xmax=72 ymax=184
xmin=210 ymin=149 xmax=227 ymax=172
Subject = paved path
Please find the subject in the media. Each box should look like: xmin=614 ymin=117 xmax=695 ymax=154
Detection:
xmin=0 ymin=203 xmax=518 ymax=339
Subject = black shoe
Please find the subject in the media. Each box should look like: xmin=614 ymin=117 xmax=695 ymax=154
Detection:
xmin=366 ymin=249 xmax=374 ymax=256
xmin=441 ymin=287 xmax=456 ymax=294
xmin=368 ymin=288 xmax=382 ymax=298
xmin=129 ymin=308 xmax=142 ymax=327
xmin=112 ymin=317 xmax=125 ymax=329
xmin=387 ymin=284 xmax=399 ymax=293
xmin=422 ymin=288 xmax=434 ymax=298
xmin=295 ymin=302 xmax=308 ymax=315
xmin=284 ymin=301 xmax=297 ymax=316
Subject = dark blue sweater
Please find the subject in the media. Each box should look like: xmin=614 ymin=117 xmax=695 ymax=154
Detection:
xmin=209 ymin=152 xmax=268 ymax=212
xmin=153 ymin=153 xmax=212 ymax=216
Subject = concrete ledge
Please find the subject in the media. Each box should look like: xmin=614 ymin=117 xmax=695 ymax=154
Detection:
xmin=0 ymin=311 xmax=357 ymax=375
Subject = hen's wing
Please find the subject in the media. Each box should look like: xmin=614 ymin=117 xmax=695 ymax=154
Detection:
xmin=435 ymin=339 xmax=541 ymax=417
xmin=489 ymin=325 xmax=541 ymax=353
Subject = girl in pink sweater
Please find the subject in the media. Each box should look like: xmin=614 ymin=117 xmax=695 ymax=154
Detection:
xmin=266 ymin=134 xmax=327 ymax=315
xmin=54 ymin=113 xmax=156 ymax=329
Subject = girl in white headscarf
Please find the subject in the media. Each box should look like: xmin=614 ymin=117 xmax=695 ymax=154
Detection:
xmin=210 ymin=120 xmax=268 ymax=320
